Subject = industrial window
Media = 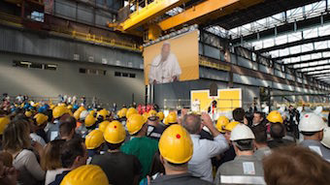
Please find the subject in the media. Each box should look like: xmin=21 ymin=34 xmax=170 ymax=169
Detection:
xmin=79 ymin=68 xmax=106 ymax=75
xmin=114 ymin=71 xmax=136 ymax=78
xmin=30 ymin=62 xmax=43 ymax=69
xmin=114 ymin=72 xmax=122 ymax=77
xmin=13 ymin=60 xmax=57 ymax=70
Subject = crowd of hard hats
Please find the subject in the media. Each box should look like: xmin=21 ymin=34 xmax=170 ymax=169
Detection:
xmin=0 ymin=98 xmax=330 ymax=185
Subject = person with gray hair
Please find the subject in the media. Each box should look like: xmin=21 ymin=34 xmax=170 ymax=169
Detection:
xmin=148 ymin=41 xmax=182 ymax=84
xmin=181 ymin=113 xmax=228 ymax=182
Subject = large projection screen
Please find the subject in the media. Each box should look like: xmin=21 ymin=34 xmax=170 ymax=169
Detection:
xmin=143 ymin=30 xmax=199 ymax=85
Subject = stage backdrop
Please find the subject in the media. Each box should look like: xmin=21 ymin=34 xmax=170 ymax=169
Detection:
xmin=191 ymin=88 xmax=242 ymax=112
xmin=143 ymin=30 xmax=199 ymax=85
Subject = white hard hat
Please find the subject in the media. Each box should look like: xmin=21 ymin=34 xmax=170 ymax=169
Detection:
xmin=314 ymin=106 xmax=323 ymax=115
xmin=321 ymin=127 xmax=330 ymax=148
xmin=79 ymin=110 xmax=89 ymax=120
xmin=230 ymin=124 xmax=255 ymax=141
xmin=299 ymin=113 xmax=326 ymax=132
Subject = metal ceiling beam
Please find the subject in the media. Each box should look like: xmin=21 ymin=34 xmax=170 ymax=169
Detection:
xmin=205 ymin=0 xmax=319 ymax=29
xmin=158 ymin=0 xmax=239 ymax=31
xmin=257 ymin=35 xmax=330 ymax=53
xmin=117 ymin=0 xmax=190 ymax=31
xmin=285 ymin=57 xmax=330 ymax=66
xmin=302 ymin=67 xmax=330 ymax=73
xmin=307 ymin=71 xmax=330 ymax=76
xmin=232 ymin=13 xmax=330 ymax=43
xmin=314 ymin=73 xmax=330 ymax=78
xmin=293 ymin=63 xmax=330 ymax=70
xmin=273 ymin=48 xmax=330 ymax=60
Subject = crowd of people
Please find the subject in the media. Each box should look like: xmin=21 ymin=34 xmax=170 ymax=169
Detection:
xmin=0 ymin=96 xmax=330 ymax=185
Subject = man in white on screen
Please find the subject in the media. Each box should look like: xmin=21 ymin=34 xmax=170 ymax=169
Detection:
xmin=148 ymin=41 xmax=182 ymax=84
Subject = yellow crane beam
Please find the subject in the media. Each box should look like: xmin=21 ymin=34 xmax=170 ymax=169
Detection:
xmin=119 ymin=0 xmax=190 ymax=31
xmin=158 ymin=0 xmax=263 ymax=31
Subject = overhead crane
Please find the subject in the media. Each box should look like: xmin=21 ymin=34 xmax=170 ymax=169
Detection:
xmin=109 ymin=0 xmax=264 ymax=41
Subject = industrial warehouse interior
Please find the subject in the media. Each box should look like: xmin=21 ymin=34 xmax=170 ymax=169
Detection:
xmin=0 ymin=0 xmax=330 ymax=184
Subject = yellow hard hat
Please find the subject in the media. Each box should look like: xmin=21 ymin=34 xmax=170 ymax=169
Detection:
xmin=97 ymin=109 xmax=109 ymax=120
xmin=117 ymin=110 xmax=126 ymax=119
xmin=0 ymin=117 xmax=10 ymax=135
xmin=89 ymin=110 xmax=96 ymax=116
xmin=77 ymin=106 xmax=86 ymax=112
xmin=164 ymin=112 xmax=177 ymax=125
xmin=267 ymin=110 xmax=283 ymax=124
xmin=148 ymin=110 xmax=158 ymax=119
xmin=119 ymin=108 xmax=128 ymax=118
xmin=60 ymin=165 xmax=109 ymax=185
xmin=25 ymin=111 xmax=33 ymax=118
xmin=85 ymin=114 xmax=96 ymax=127
xmin=85 ymin=130 xmax=105 ymax=149
xmin=164 ymin=117 xmax=169 ymax=125
xmin=104 ymin=121 xmax=126 ymax=144
xmin=126 ymin=108 xmax=138 ymax=119
xmin=224 ymin=121 xmax=240 ymax=132
xmin=53 ymin=106 xmax=69 ymax=119
xmin=157 ymin=112 xmax=165 ymax=121
xmin=216 ymin=116 xmax=230 ymax=133
xmin=126 ymin=114 xmax=146 ymax=135
xmin=98 ymin=121 xmax=110 ymax=133
xmin=67 ymin=105 xmax=73 ymax=110
xmin=142 ymin=112 xmax=149 ymax=121
xmin=32 ymin=103 xmax=38 ymax=107
xmin=73 ymin=110 xmax=82 ymax=120
xmin=159 ymin=124 xmax=193 ymax=164
xmin=50 ymin=104 xmax=56 ymax=110
xmin=33 ymin=113 xmax=49 ymax=126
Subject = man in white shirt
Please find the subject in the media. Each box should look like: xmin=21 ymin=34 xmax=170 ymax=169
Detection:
xmin=181 ymin=113 xmax=229 ymax=182
xmin=148 ymin=41 xmax=182 ymax=84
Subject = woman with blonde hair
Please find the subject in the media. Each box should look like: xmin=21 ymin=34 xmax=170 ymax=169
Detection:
xmin=3 ymin=119 xmax=45 ymax=185
xmin=41 ymin=139 xmax=66 ymax=185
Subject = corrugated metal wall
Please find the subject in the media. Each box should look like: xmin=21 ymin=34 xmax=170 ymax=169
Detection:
xmin=0 ymin=26 xmax=143 ymax=69
xmin=0 ymin=52 xmax=144 ymax=105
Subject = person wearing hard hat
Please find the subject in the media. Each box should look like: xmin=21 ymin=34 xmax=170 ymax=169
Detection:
xmin=49 ymin=139 xmax=87 ymax=185
xmin=91 ymin=121 xmax=142 ymax=185
xmin=96 ymin=109 xmax=109 ymax=123
xmin=47 ymin=106 xmax=70 ymax=142
xmin=181 ymin=113 xmax=228 ymax=182
xmin=117 ymin=108 xmax=128 ymax=123
xmin=81 ymin=114 xmax=97 ymax=138
xmin=29 ymin=114 xmax=47 ymax=147
xmin=216 ymin=121 xmax=240 ymax=167
xmin=121 ymin=114 xmax=158 ymax=179
xmin=163 ymin=112 xmax=178 ymax=127
xmin=215 ymin=116 xmax=230 ymax=134
xmin=0 ymin=116 xmax=10 ymax=150
xmin=33 ymin=113 xmax=49 ymax=142
xmin=321 ymin=127 xmax=330 ymax=150
xmin=299 ymin=113 xmax=330 ymax=161
xmin=215 ymin=124 xmax=265 ymax=185
xmin=146 ymin=110 xmax=166 ymax=140
xmin=60 ymin=165 xmax=109 ymax=185
xmin=151 ymin=124 xmax=213 ymax=185
xmin=85 ymin=130 xmax=105 ymax=162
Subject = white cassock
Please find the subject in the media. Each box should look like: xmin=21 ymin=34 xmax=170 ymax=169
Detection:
xmin=191 ymin=100 xmax=200 ymax=113
xmin=149 ymin=53 xmax=182 ymax=84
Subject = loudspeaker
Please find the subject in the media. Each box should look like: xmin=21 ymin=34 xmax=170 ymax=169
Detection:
xmin=210 ymin=82 xmax=218 ymax=96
